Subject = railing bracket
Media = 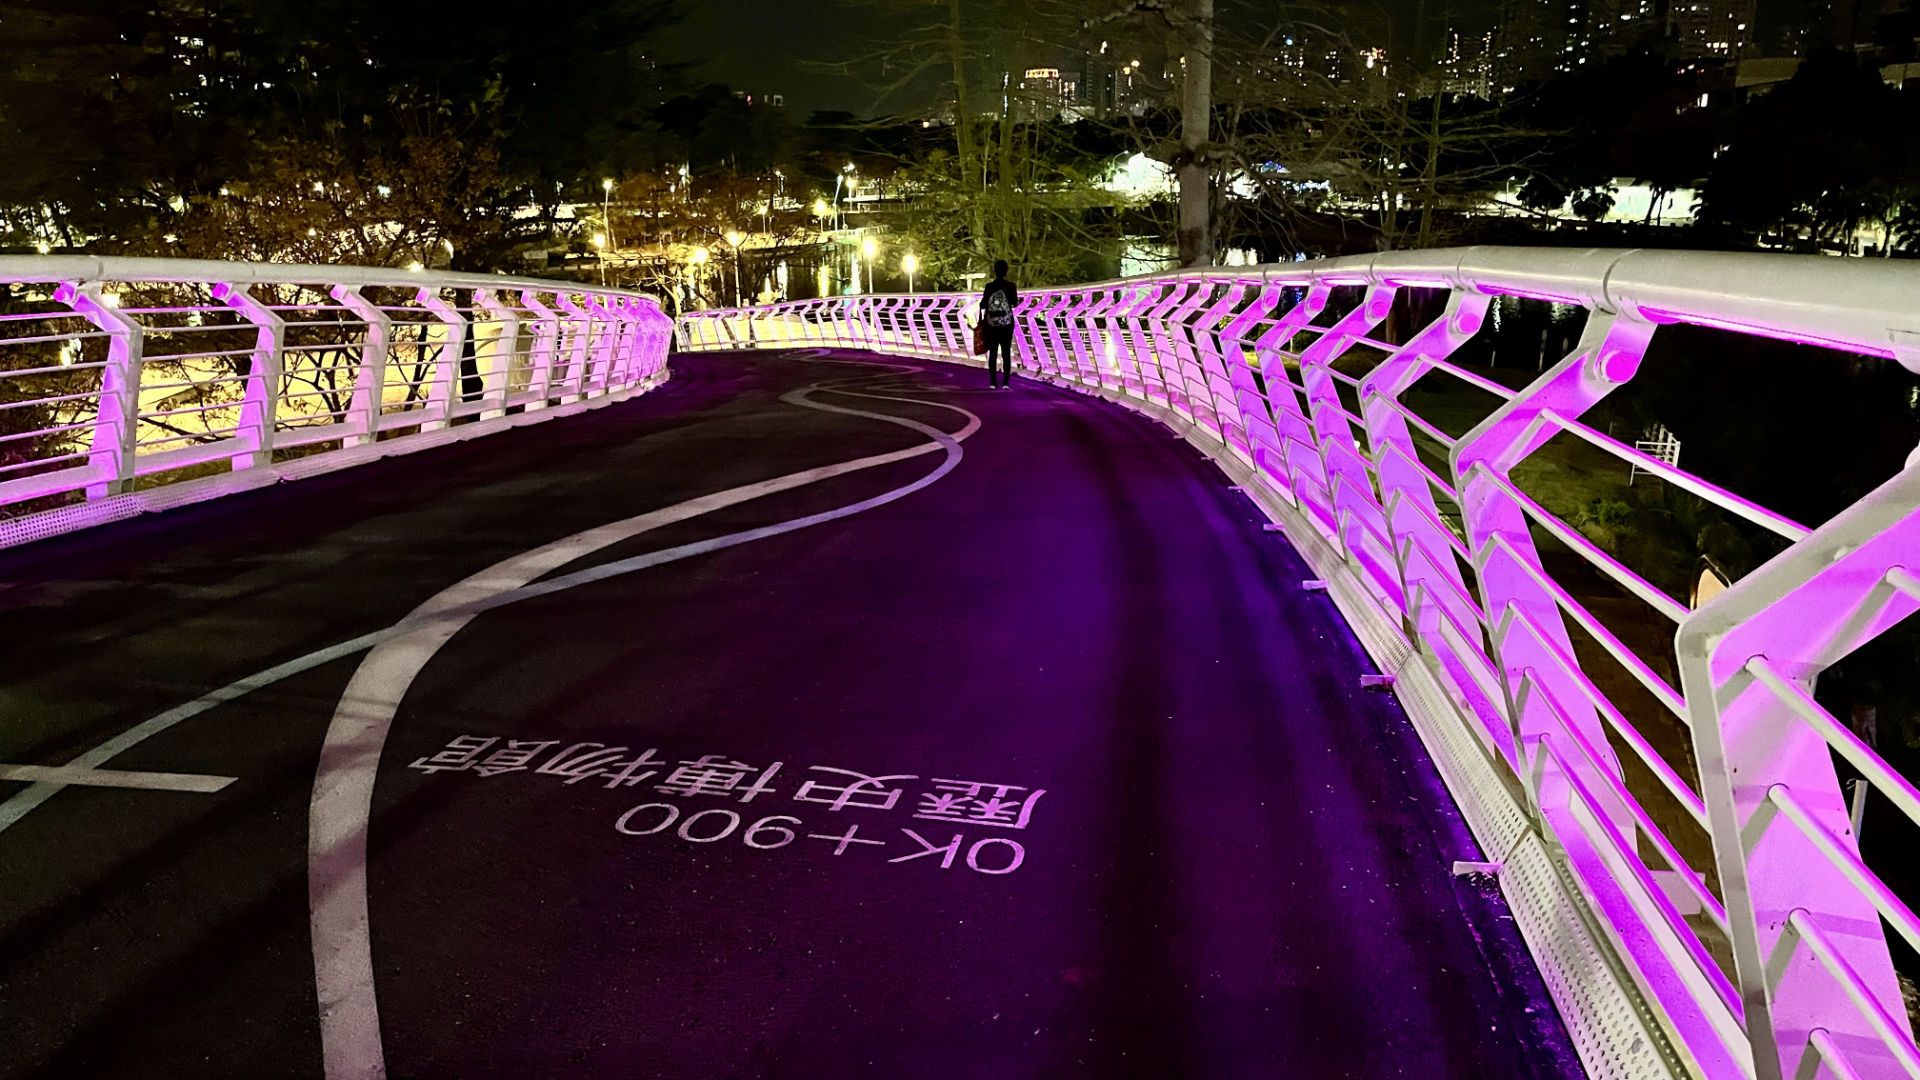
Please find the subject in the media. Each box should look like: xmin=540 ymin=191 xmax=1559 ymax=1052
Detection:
xmin=1263 ymin=523 xmax=1284 ymax=533
xmin=1301 ymin=579 xmax=1328 ymax=591
xmin=1451 ymin=860 xmax=1503 ymax=878
xmin=1359 ymin=673 xmax=1395 ymax=691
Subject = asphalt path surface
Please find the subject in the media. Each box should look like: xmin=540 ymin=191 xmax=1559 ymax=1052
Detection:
xmin=0 ymin=350 xmax=1581 ymax=1079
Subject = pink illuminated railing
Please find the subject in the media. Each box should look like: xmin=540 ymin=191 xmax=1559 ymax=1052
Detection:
xmin=682 ymin=248 xmax=1920 ymax=1080
xmin=0 ymin=257 xmax=674 ymax=549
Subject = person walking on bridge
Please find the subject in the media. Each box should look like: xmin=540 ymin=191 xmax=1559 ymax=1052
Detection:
xmin=980 ymin=259 xmax=1019 ymax=390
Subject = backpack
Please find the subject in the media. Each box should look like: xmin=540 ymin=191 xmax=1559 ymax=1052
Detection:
xmin=984 ymin=287 xmax=1014 ymax=328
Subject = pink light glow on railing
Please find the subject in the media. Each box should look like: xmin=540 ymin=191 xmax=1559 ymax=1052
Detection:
xmin=1636 ymin=306 xmax=1900 ymax=359
xmin=0 ymin=259 xmax=672 ymax=548
xmin=11 ymin=246 xmax=1905 ymax=1080
xmin=1478 ymin=283 xmax=1592 ymax=306
xmin=678 ymin=255 xmax=1920 ymax=1079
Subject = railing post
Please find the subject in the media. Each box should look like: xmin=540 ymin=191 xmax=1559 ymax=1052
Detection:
xmin=1360 ymin=289 xmax=1491 ymax=653
xmin=1295 ymin=283 xmax=1393 ymax=583
xmin=414 ymin=287 xmax=466 ymax=430
xmin=519 ymin=290 xmax=561 ymax=409
xmin=328 ymin=284 xmax=390 ymax=447
xmin=1253 ymin=281 xmax=1329 ymax=502
xmin=1453 ymin=312 xmax=1652 ymax=820
xmin=470 ymin=289 xmax=518 ymax=420
xmin=1677 ymin=469 xmax=1920 ymax=1080
xmin=1218 ymin=281 xmax=1283 ymax=459
xmin=550 ymin=293 xmax=593 ymax=399
xmin=612 ymin=297 xmax=643 ymax=386
xmin=212 ymin=282 xmax=284 ymax=471
xmin=1184 ymin=280 xmax=1250 ymax=442
xmin=584 ymin=296 xmax=618 ymax=395
xmin=55 ymin=282 xmax=142 ymax=499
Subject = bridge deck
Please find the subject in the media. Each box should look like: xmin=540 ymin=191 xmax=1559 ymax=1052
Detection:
xmin=0 ymin=350 xmax=1578 ymax=1079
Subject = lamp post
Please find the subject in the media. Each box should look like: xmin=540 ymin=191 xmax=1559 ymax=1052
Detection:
xmin=724 ymin=229 xmax=745 ymax=306
xmin=601 ymin=177 xmax=616 ymax=251
xmin=902 ymin=252 xmax=919 ymax=293
xmin=591 ymin=231 xmax=607 ymax=285
xmin=860 ymin=235 xmax=878 ymax=294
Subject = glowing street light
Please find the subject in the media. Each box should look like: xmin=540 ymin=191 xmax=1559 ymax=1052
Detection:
xmin=902 ymin=251 xmax=920 ymax=293
xmin=688 ymin=245 xmax=710 ymax=266
xmin=406 ymin=260 xmax=425 ymax=273
xmin=860 ymin=235 xmax=878 ymax=294
xmin=601 ymin=177 xmax=617 ymax=251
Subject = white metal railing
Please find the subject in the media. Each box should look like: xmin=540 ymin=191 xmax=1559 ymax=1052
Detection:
xmin=0 ymin=257 xmax=674 ymax=549
xmin=682 ymin=247 xmax=1920 ymax=1080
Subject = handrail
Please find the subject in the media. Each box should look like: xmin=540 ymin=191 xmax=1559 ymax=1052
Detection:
xmin=0 ymin=260 xmax=673 ymax=549
xmin=681 ymin=246 xmax=1920 ymax=1080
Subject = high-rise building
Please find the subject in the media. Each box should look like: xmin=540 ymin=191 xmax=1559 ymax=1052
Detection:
xmin=1587 ymin=0 xmax=1665 ymax=52
xmin=1439 ymin=29 xmax=1498 ymax=97
xmin=1669 ymin=0 xmax=1757 ymax=58
xmin=1017 ymin=66 xmax=1076 ymax=120
xmin=1493 ymin=0 xmax=1578 ymax=88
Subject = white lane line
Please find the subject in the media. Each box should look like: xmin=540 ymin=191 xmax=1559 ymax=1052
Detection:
xmin=0 ymin=631 xmax=392 ymax=834
xmin=0 ymin=764 xmax=236 ymax=793
xmin=0 ymin=361 xmax=967 ymax=839
xmin=0 ymin=353 xmax=976 ymax=1080
xmin=308 ymin=365 xmax=978 ymax=1080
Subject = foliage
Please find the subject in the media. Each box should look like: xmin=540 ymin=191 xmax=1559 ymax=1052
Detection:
xmin=149 ymin=132 xmax=533 ymax=271
xmin=1511 ymin=50 xmax=1717 ymax=224
xmin=0 ymin=0 xmax=685 ymax=265
xmin=844 ymin=0 xmax=1127 ymax=287
xmin=1700 ymin=50 xmax=1918 ymax=250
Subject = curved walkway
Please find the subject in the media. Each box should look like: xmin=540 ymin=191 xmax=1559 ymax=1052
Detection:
xmin=0 ymin=350 xmax=1579 ymax=1079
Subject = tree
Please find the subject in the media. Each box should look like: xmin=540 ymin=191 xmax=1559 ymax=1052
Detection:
xmin=0 ymin=0 xmax=688 ymax=266
xmin=842 ymin=0 xmax=1126 ymax=286
xmin=1514 ymin=50 xmax=1718 ymax=228
xmin=1700 ymin=50 xmax=1910 ymax=251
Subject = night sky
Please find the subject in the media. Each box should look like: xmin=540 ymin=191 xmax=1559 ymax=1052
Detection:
xmin=656 ymin=0 xmax=1454 ymax=119
xmin=658 ymin=0 xmax=907 ymax=117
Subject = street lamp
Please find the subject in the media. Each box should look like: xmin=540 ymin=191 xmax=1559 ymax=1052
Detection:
xmin=592 ymin=231 xmax=607 ymax=285
xmin=724 ymin=229 xmax=745 ymax=306
xmin=902 ymin=252 xmax=919 ymax=293
xmin=861 ymin=235 xmax=878 ymax=294
xmin=601 ymin=177 xmax=616 ymax=251
xmin=812 ymin=197 xmax=831 ymax=238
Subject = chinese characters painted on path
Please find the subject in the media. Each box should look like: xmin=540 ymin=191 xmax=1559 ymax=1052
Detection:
xmin=407 ymin=735 xmax=1045 ymax=875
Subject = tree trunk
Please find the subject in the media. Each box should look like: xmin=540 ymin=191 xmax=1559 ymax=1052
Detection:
xmin=1416 ymin=94 xmax=1443 ymax=249
xmin=1176 ymin=0 xmax=1214 ymax=268
xmin=946 ymin=0 xmax=986 ymax=265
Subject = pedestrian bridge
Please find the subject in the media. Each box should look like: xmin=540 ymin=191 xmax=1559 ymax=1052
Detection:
xmin=2 ymin=251 xmax=1918 ymax=1080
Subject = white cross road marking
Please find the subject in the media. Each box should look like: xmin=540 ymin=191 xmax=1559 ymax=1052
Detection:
xmin=0 ymin=763 xmax=236 ymax=794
